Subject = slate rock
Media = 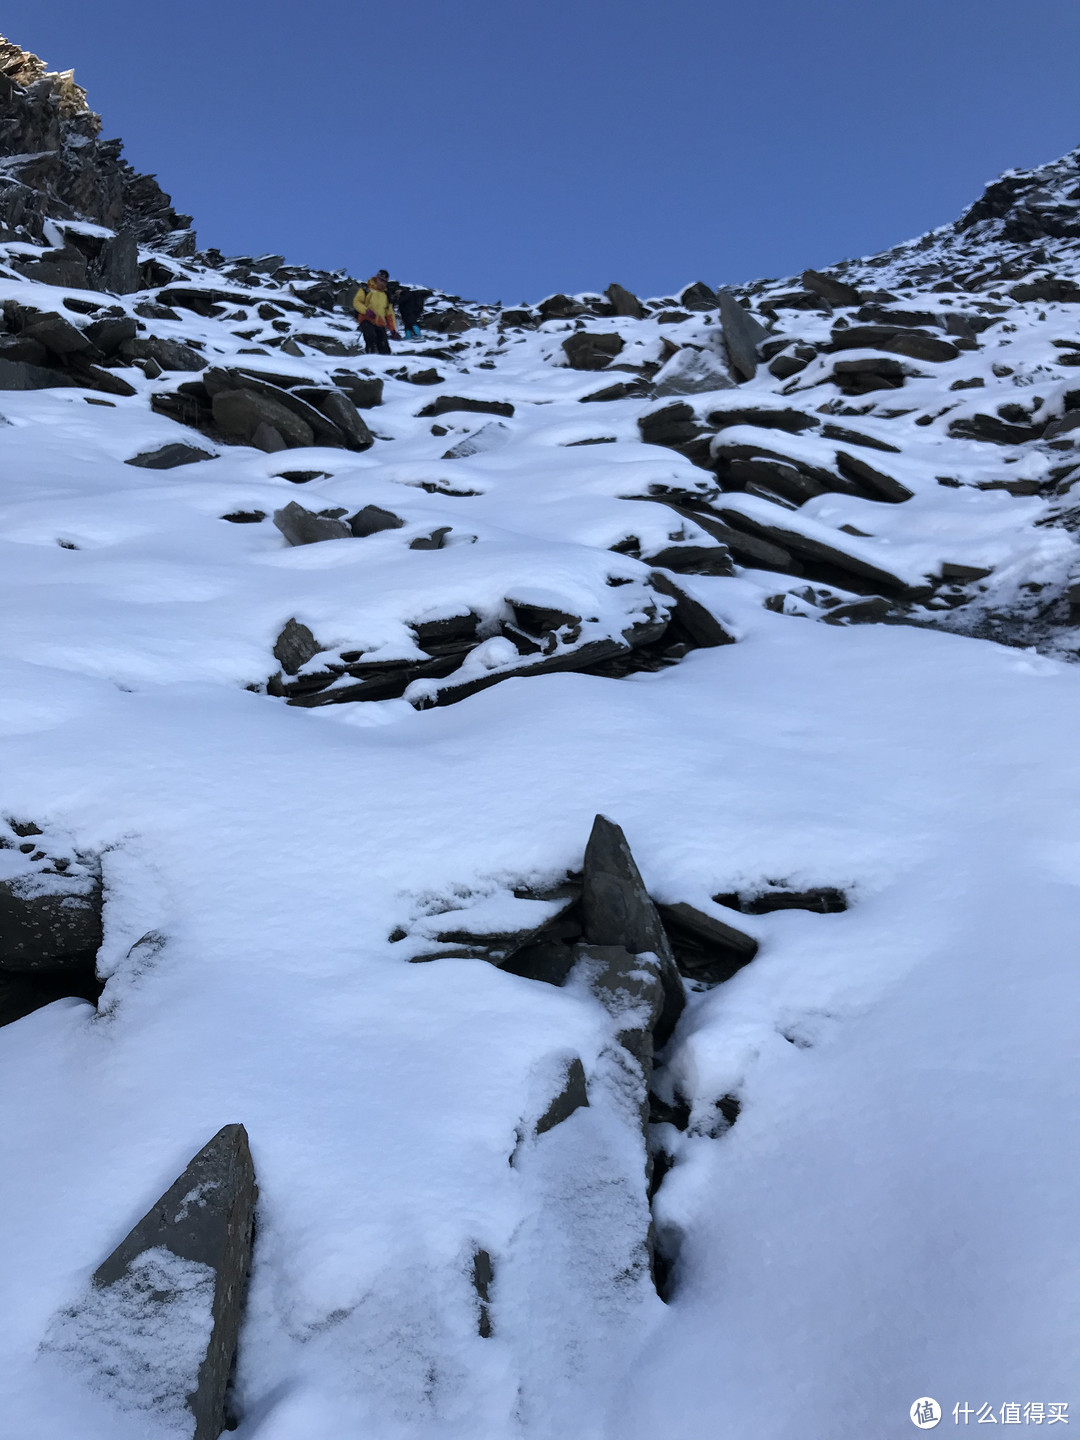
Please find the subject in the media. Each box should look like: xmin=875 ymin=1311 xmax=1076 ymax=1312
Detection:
xmin=648 ymin=569 xmax=737 ymax=645
xmin=538 ymin=293 xmax=584 ymax=320
xmin=213 ymin=389 xmax=315 ymax=449
xmin=707 ymin=405 xmax=818 ymax=433
xmin=206 ymin=369 xmax=347 ymax=448
xmin=948 ymin=413 xmax=1039 ymax=445
xmin=61 ymin=1124 xmax=257 ymax=1440
xmin=309 ymin=389 xmax=374 ymax=451
xmin=605 ymin=283 xmax=644 ymax=319
xmin=350 ymin=505 xmax=405 ymax=537
xmin=802 ymin=268 xmax=861 ymax=307
xmin=835 ymin=451 xmax=914 ymax=503
xmin=128 ymin=336 xmax=208 ymax=372
xmin=562 ymin=332 xmax=626 ymax=371
xmin=442 ymin=421 xmax=510 ymax=458
xmin=644 ymin=544 xmax=734 ymax=577
xmin=1044 ymin=410 xmax=1080 ymax=440
xmin=418 ymin=394 xmax=515 ymax=419
xmin=0 ymin=357 xmax=72 ymax=390
xmin=535 ymin=1056 xmax=590 ymax=1134
xmin=638 ymin=401 xmax=700 ymax=448
xmin=273 ymin=617 xmax=320 ymax=674
xmin=0 ymin=874 xmax=103 ymax=972
xmin=272 ymin=501 xmax=351 ymax=546
xmin=330 ymin=373 xmax=383 ymax=408
xmin=679 ymin=282 xmax=719 ymax=312
xmin=22 ymin=310 xmax=91 ymax=356
xmin=821 ymin=596 xmax=893 ymax=625
xmin=829 ymin=325 xmax=959 ymax=364
xmin=831 ymin=356 xmax=909 ymax=393
xmin=572 ymin=943 xmax=665 ymax=1081
xmin=665 ymin=504 xmax=798 ymax=572
xmin=83 ymin=315 xmax=137 ymax=354
xmin=718 ymin=291 xmax=770 ymax=381
xmin=819 ymin=423 xmax=900 ymax=454
xmin=655 ymin=900 xmax=759 ymax=985
xmin=251 ymin=422 xmax=286 ymax=453
xmin=652 ymin=345 xmax=734 ymax=397
xmin=581 ymin=815 xmax=685 ymax=1046
xmin=125 ymin=443 xmax=216 ymax=470
xmin=0 ymin=333 xmax=48 ymax=365
xmin=715 ymin=506 xmax=923 ymax=596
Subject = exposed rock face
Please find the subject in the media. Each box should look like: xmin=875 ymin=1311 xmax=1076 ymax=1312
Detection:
xmin=0 ymin=34 xmax=194 ymax=260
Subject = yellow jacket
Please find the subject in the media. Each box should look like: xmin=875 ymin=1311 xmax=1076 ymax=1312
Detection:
xmin=353 ymin=283 xmax=397 ymax=330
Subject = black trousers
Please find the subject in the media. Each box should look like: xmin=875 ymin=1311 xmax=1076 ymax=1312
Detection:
xmin=361 ymin=320 xmax=390 ymax=355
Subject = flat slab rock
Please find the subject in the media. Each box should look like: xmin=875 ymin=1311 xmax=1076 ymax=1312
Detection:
xmin=48 ymin=1124 xmax=256 ymax=1440
xmin=125 ymin=443 xmax=217 ymax=470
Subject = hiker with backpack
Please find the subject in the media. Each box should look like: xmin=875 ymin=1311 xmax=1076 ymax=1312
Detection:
xmin=352 ymin=272 xmax=398 ymax=354
xmin=397 ymin=287 xmax=431 ymax=341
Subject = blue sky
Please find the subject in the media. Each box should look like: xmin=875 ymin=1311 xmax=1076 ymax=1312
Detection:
xmin=6 ymin=0 xmax=1080 ymax=302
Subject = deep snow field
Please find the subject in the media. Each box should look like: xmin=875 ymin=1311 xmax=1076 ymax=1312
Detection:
xmin=3 ymin=80 xmax=1080 ymax=1439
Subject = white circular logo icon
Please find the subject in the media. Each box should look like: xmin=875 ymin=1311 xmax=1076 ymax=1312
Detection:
xmin=911 ymin=1398 xmax=942 ymax=1429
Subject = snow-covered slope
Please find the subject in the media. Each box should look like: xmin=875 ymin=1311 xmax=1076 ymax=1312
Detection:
xmin=2 ymin=34 xmax=1079 ymax=1440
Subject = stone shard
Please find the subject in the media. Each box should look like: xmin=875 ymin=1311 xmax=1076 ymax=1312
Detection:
xmin=272 ymin=502 xmax=351 ymax=546
xmin=83 ymin=314 xmax=137 ymax=354
xmin=572 ymin=943 xmax=665 ymax=1080
xmin=605 ymin=282 xmax=644 ymax=319
xmin=308 ymin=389 xmax=374 ymax=451
xmin=581 ymin=815 xmax=685 ymax=1046
xmin=718 ymin=291 xmax=770 ymax=381
xmin=643 ymin=543 xmax=734 ymax=577
xmin=87 ymin=1124 xmax=257 ymax=1440
xmin=535 ymin=1057 xmax=590 ymax=1134
xmin=655 ymin=901 xmax=759 ymax=985
xmin=834 ymin=450 xmax=914 ymax=503
xmin=273 ymin=617 xmax=320 ymax=674
xmin=648 ymin=570 xmax=736 ymax=646
xmin=652 ymin=344 xmax=735 ymax=397
xmin=802 ymin=268 xmax=861 ymax=307
xmin=330 ymin=372 xmax=383 ymax=408
xmin=125 ymin=443 xmax=216 ymax=470
xmin=23 ymin=309 xmax=91 ymax=355
xmin=0 ymin=356 xmax=72 ymax=390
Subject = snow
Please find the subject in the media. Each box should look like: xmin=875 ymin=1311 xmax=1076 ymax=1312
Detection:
xmin=3 ymin=148 xmax=1080 ymax=1439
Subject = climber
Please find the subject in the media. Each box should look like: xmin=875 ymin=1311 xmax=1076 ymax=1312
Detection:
xmin=397 ymin=287 xmax=431 ymax=341
xmin=352 ymin=273 xmax=398 ymax=355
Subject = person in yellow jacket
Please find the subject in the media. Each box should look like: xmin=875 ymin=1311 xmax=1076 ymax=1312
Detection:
xmin=353 ymin=272 xmax=398 ymax=355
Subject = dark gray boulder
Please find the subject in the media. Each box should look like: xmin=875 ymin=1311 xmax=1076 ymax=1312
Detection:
xmin=538 ymin=293 xmax=584 ymax=320
xmin=581 ymin=815 xmax=685 ymax=1045
xmin=802 ymin=268 xmax=861 ymax=307
xmin=641 ymin=544 xmax=734 ymax=577
xmin=829 ymin=325 xmax=959 ymax=364
xmin=213 ymin=389 xmax=315 ymax=449
xmin=273 ymin=617 xmax=320 ymax=674
xmin=69 ymin=1124 xmax=257 ymax=1440
xmin=127 ymin=336 xmax=208 ymax=372
xmin=125 ymin=443 xmax=216 ymax=470
xmin=715 ymin=505 xmax=925 ymax=596
xmin=707 ymin=405 xmax=819 ymax=433
xmin=206 ymin=369 xmax=347 ymax=448
xmin=330 ymin=372 xmax=383 ymax=408
xmin=0 ymin=356 xmax=72 ymax=390
xmin=605 ymin=283 xmax=644 ymax=319
xmin=90 ymin=230 xmax=139 ymax=295
xmin=718 ymin=292 xmax=770 ymax=382
xmin=272 ymin=501 xmax=351 ymax=546
xmin=562 ymin=332 xmax=625 ymax=371
xmin=22 ymin=310 xmax=91 ymax=356
xmin=310 ymin=389 xmax=374 ymax=451
xmin=947 ymin=413 xmax=1039 ymax=445
xmin=350 ymin=505 xmax=405 ymax=537
xmin=83 ymin=315 xmax=137 ymax=355
xmin=679 ymin=282 xmax=718 ymax=312
xmin=251 ymin=423 xmax=286 ymax=453
xmin=0 ymin=333 xmax=48 ymax=365
xmin=666 ymin=503 xmax=798 ymax=573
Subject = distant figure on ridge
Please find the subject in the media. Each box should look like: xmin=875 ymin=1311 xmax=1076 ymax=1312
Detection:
xmin=352 ymin=272 xmax=398 ymax=354
xmin=397 ymin=287 xmax=431 ymax=341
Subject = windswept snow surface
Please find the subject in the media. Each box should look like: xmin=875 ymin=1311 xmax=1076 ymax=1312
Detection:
xmin=3 ymin=181 xmax=1080 ymax=1436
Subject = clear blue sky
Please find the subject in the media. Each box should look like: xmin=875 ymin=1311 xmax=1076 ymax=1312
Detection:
xmin=5 ymin=0 xmax=1079 ymax=303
